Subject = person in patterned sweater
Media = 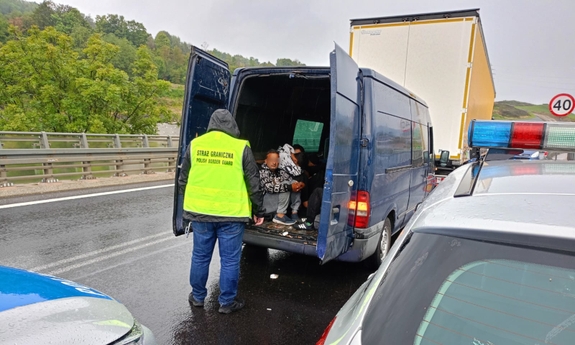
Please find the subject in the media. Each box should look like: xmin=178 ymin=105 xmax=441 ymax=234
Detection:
xmin=259 ymin=149 xmax=304 ymax=225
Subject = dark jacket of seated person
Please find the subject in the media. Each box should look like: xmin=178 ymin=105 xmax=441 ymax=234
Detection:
xmin=259 ymin=150 xmax=303 ymax=222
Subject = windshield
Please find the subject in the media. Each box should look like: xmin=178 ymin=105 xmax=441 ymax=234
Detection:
xmin=362 ymin=232 xmax=575 ymax=345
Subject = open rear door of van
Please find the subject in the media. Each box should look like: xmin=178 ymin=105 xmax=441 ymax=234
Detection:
xmin=172 ymin=47 xmax=231 ymax=236
xmin=317 ymin=44 xmax=362 ymax=263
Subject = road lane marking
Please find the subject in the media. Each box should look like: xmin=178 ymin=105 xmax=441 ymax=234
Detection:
xmin=28 ymin=232 xmax=168 ymax=272
xmin=0 ymin=184 xmax=174 ymax=210
xmin=46 ymin=235 xmax=177 ymax=276
xmin=71 ymin=241 xmax=189 ymax=281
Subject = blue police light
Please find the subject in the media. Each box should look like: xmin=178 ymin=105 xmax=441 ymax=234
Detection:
xmin=468 ymin=121 xmax=512 ymax=148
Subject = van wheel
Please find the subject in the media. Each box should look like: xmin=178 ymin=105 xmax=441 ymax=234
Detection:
xmin=366 ymin=218 xmax=392 ymax=269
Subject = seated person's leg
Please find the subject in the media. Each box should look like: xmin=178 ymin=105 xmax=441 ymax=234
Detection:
xmin=306 ymin=188 xmax=323 ymax=230
xmin=299 ymin=173 xmax=309 ymax=207
xmin=290 ymin=191 xmax=301 ymax=221
xmin=262 ymin=193 xmax=279 ymax=221
xmin=272 ymin=191 xmax=295 ymax=225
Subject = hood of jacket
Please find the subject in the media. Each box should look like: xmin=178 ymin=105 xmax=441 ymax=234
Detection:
xmin=207 ymin=109 xmax=240 ymax=138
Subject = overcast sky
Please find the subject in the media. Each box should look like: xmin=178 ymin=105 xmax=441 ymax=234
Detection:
xmin=56 ymin=0 xmax=574 ymax=104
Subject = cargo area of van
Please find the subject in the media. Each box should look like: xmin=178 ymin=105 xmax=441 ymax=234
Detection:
xmin=233 ymin=71 xmax=332 ymax=247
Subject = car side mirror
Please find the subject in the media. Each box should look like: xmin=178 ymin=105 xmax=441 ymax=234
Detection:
xmin=439 ymin=150 xmax=450 ymax=167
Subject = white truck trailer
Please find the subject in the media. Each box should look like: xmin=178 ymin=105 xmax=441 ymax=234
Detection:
xmin=349 ymin=8 xmax=495 ymax=173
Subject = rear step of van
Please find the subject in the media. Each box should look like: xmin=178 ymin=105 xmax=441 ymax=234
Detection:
xmin=247 ymin=221 xmax=318 ymax=246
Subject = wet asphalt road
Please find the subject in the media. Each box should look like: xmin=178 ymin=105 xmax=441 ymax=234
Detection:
xmin=0 ymin=183 xmax=373 ymax=344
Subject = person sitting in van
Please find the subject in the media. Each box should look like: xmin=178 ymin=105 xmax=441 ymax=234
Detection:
xmin=293 ymin=187 xmax=322 ymax=231
xmin=277 ymin=144 xmax=306 ymax=221
xmin=259 ymin=149 xmax=303 ymax=226
xmin=292 ymin=144 xmax=325 ymax=210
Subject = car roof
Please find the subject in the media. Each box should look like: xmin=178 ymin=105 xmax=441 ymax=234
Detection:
xmin=412 ymin=159 xmax=575 ymax=252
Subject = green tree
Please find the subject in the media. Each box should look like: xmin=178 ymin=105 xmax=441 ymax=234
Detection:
xmin=102 ymin=33 xmax=136 ymax=75
xmin=70 ymin=24 xmax=92 ymax=49
xmin=30 ymin=0 xmax=56 ymax=29
xmin=0 ymin=26 xmax=169 ymax=134
xmin=276 ymin=58 xmax=305 ymax=67
xmin=0 ymin=0 xmax=37 ymax=16
xmin=52 ymin=5 xmax=91 ymax=34
xmin=0 ymin=13 xmax=9 ymax=43
xmin=95 ymin=14 xmax=149 ymax=47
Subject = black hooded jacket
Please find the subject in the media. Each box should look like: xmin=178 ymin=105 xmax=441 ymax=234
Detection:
xmin=178 ymin=109 xmax=265 ymax=222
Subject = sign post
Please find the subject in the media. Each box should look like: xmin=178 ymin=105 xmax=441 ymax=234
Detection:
xmin=549 ymin=93 xmax=575 ymax=117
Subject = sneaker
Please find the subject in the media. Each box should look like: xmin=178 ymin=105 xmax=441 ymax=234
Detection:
xmin=292 ymin=222 xmax=313 ymax=230
xmin=188 ymin=293 xmax=204 ymax=308
xmin=273 ymin=214 xmax=296 ymax=225
xmin=218 ymin=298 xmax=245 ymax=314
xmin=290 ymin=214 xmax=302 ymax=223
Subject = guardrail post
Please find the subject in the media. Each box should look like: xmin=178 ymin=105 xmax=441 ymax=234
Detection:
xmin=143 ymin=135 xmax=149 ymax=148
xmin=167 ymin=135 xmax=173 ymax=148
xmin=167 ymin=156 xmax=176 ymax=172
xmin=114 ymin=134 xmax=122 ymax=149
xmin=79 ymin=133 xmax=94 ymax=179
xmin=113 ymin=134 xmax=126 ymax=176
xmin=41 ymin=160 xmax=55 ymax=183
xmin=40 ymin=132 xmax=50 ymax=149
xmin=80 ymin=133 xmax=89 ymax=148
xmin=0 ymin=164 xmax=7 ymax=183
xmin=143 ymin=155 xmax=154 ymax=174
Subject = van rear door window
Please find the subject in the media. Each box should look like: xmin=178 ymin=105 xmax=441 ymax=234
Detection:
xmin=293 ymin=120 xmax=324 ymax=152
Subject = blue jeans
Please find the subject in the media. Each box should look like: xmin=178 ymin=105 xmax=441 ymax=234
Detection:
xmin=190 ymin=221 xmax=245 ymax=306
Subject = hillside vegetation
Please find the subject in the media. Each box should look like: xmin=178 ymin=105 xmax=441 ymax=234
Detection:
xmin=0 ymin=0 xmax=305 ymax=133
xmin=493 ymin=101 xmax=575 ymax=122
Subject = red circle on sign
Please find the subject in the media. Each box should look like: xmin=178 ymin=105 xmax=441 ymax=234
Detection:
xmin=549 ymin=93 xmax=575 ymax=117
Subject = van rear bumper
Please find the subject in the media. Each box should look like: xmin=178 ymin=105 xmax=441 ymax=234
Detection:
xmin=243 ymin=229 xmax=317 ymax=257
xmin=335 ymin=222 xmax=381 ymax=262
xmin=243 ymin=222 xmax=383 ymax=262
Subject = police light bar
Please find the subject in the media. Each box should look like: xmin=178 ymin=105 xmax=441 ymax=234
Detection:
xmin=468 ymin=120 xmax=575 ymax=150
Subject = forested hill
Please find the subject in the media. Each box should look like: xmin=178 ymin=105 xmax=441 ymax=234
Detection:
xmin=0 ymin=0 xmax=305 ymax=134
xmin=0 ymin=0 xmax=305 ymax=81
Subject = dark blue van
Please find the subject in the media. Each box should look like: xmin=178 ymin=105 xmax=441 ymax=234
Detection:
xmin=173 ymin=44 xmax=434 ymax=265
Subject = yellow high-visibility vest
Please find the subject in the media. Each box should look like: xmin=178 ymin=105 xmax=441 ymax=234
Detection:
xmin=183 ymin=131 xmax=251 ymax=218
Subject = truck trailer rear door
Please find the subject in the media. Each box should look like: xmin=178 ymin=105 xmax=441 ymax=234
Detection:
xmin=317 ymin=44 xmax=362 ymax=263
xmin=172 ymin=47 xmax=231 ymax=236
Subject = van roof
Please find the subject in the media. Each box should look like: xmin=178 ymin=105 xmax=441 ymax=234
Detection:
xmin=350 ymin=8 xmax=480 ymax=26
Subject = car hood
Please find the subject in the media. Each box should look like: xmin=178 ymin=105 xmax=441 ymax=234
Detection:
xmin=0 ymin=266 xmax=133 ymax=344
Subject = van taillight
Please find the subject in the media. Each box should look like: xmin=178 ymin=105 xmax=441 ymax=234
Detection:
xmin=348 ymin=191 xmax=370 ymax=228
xmin=316 ymin=316 xmax=337 ymax=345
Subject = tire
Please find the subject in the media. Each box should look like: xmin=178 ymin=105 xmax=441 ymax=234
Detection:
xmin=365 ymin=217 xmax=392 ymax=269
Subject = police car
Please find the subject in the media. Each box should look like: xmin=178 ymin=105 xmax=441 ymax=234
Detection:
xmin=318 ymin=120 xmax=575 ymax=345
xmin=0 ymin=265 xmax=156 ymax=344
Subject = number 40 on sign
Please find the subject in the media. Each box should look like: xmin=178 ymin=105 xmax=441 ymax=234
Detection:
xmin=549 ymin=93 xmax=575 ymax=117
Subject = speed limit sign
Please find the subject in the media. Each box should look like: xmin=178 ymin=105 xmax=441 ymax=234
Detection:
xmin=549 ymin=93 xmax=575 ymax=117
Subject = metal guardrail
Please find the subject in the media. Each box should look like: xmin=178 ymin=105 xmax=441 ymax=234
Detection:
xmin=0 ymin=131 xmax=179 ymax=186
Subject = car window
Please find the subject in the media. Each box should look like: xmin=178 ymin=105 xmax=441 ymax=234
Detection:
xmin=415 ymin=259 xmax=575 ymax=345
xmin=361 ymin=232 xmax=575 ymax=345
xmin=292 ymin=119 xmax=324 ymax=152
